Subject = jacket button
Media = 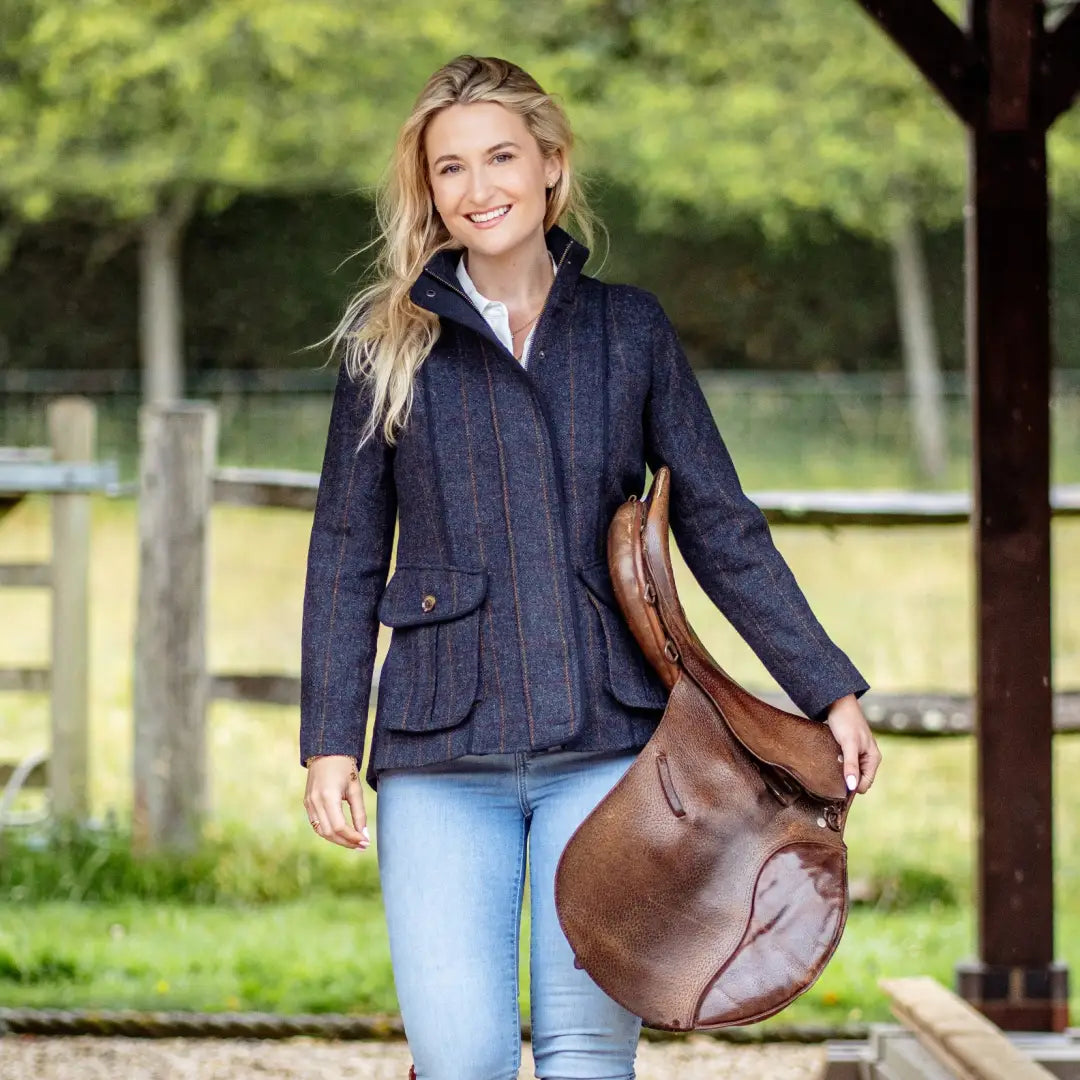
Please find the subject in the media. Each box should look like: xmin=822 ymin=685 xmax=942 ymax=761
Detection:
xmin=421 ymin=593 xmax=437 ymax=612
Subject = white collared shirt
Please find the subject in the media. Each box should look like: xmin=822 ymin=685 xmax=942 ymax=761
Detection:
xmin=455 ymin=250 xmax=559 ymax=369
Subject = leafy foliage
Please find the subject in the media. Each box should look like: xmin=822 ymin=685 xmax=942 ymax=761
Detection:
xmin=1 ymin=0 xmax=1077 ymax=240
xmin=0 ymin=0 xmax=497 ymax=221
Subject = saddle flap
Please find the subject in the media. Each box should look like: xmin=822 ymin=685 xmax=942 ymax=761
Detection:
xmin=617 ymin=467 xmax=848 ymax=804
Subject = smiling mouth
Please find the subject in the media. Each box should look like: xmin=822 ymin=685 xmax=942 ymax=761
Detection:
xmin=466 ymin=205 xmax=511 ymax=224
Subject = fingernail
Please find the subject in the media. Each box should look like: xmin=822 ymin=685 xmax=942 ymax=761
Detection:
xmin=846 ymin=774 xmax=857 ymax=791
xmin=361 ymin=826 xmax=370 ymax=841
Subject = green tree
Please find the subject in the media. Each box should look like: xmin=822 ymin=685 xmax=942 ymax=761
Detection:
xmin=516 ymin=0 xmax=1079 ymax=239
xmin=0 ymin=0 xmax=496 ymax=399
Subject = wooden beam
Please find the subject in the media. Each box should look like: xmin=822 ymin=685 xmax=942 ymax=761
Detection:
xmin=213 ymin=467 xmax=318 ymax=512
xmin=0 ymin=461 xmax=118 ymax=496
xmin=48 ymin=399 xmax=95 ymax=822
xmin=881 ymin=976 xmax=1057 ymax=1079
xmin=986 ymin=0 xmax=1038 ymax=130
xmin=0 ymin=667 xmax=50 ymax=693
xmin=750 ymin=484 xmax=1080 ymax=526
xmin=1045 ymin=3 xmax=1080 ymax=126
xmin=964 ymin=0 xmax=1063 ymax=1032
xmin=0 ymin=563 xmax=51 ymax=588
xmin=758 ymin=690 xmax=1080 ymax=735
xmin=134 ymin=404 xmax=217 ymax=854
xmin=209 ymin=673 xmax=301 ymax=708
xmin=853 ymin=0 xmax=985 ymax=122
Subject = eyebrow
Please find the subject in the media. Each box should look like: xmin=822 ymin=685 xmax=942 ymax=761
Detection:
xmin=431 ymin=141 xmax=521 ymax=168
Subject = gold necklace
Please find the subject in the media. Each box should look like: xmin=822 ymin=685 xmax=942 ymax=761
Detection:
xmin=510 ymin=307 xmax=542 ymax=337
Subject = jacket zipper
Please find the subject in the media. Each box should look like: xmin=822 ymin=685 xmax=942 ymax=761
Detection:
xmin=422 ymin=242 xmax=590 ymax=743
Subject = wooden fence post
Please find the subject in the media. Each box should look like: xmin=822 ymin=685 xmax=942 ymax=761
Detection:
xmin=133 ymin=403 xmax=217 ymax=853
xmin=48 ymin=397 xmax=95 ymax=822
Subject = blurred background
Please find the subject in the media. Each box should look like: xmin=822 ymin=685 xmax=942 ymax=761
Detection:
xmin=1 ymin=0 xmax=1078 ymax=1039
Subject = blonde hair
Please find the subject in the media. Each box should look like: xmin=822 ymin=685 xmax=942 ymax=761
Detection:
xmin=320 ymin=55 xmax=604 ymax=447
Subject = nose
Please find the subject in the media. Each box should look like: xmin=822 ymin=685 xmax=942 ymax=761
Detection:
xmin=466 ymin=164 xmax=497 ymax=208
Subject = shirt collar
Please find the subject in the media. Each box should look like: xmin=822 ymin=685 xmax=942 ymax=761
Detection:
xmin=455 ymin=248 xmax=560 ymax=312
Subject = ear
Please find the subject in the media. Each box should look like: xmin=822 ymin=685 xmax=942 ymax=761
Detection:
xmin=544 ymin=152 xmax=564 ymax=190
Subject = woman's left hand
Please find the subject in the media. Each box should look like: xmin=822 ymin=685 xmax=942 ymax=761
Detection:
xmin=824 ymin=694 xmax=882 ymax=796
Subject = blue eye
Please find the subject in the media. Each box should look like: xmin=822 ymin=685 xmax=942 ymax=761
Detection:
xmin=493 ymin=152 xmax=514 ymax=163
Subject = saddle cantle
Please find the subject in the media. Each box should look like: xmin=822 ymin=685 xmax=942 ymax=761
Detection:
xmin=554 ymin=465 xmax=854 ymax=1031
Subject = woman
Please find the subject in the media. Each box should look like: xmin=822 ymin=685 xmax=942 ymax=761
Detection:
xmin=301 ymin=54 xmax=881 ymax=1080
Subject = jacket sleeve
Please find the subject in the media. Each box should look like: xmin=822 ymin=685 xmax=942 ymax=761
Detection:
xmin=299 ymin=360 xmax=398 ymax=766
xmin=640 ymin=292 xmax=868 ymax=720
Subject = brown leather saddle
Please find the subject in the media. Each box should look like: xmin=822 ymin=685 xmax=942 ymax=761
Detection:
xmin=554 ymin=465 xmax=854 ymax=1031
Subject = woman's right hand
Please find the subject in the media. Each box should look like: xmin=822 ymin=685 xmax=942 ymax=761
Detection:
xmin=303 ymin=755 xmax=370 ymax=851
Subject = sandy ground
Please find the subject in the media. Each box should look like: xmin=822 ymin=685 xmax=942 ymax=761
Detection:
xmin=0 ymin=1035 xmax=827 ymax=1079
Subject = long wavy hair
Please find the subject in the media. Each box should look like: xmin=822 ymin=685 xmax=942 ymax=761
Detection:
xmin=320 ymin=55 xmax=604 ymax=447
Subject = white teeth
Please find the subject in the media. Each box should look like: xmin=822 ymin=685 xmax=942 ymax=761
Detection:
xmin=468 ymin=205 xmax=510 ymax=223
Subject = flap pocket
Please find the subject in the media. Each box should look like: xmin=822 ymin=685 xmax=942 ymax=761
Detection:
xmin=378 ymin=564 xmax=488 ymax=628
xmin=579 ymin=559 xmax=668 ymax=712
xmin=578 ymin=559 xmax=620 ymax=611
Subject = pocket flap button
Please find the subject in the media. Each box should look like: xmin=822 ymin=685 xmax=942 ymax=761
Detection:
xmin=421 ymin=593 xmax=437 ymax=613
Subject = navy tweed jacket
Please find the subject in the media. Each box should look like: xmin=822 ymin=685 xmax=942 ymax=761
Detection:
xmin=300 ymin=223 xmax=869 ymax=788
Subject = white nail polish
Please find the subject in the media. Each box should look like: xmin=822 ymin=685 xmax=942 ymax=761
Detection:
xmin=362 ymin=826 xmax=370 ymax=840
xmin=846 ymin=774 xmax=857 ymax=791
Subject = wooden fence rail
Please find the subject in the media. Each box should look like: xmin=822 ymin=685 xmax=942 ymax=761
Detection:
xmin=212 ymin=466 xmax=1080 ymax=526
xmin=27 ymin=401 xmax=1062 ymax=852
xmin=204 ymin=465 xmax=1080 ymax=724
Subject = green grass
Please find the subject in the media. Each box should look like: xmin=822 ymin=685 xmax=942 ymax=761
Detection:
xmin=1 ymin=406 xmax=1079 ymax=1026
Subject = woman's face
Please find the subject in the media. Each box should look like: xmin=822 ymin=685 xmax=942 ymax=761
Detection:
xmin=424 ymin=101 xmax=561 ymax=259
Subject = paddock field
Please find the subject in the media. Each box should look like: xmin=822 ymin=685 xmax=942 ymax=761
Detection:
xmin=1 ymin=485 xmax=1078 ymax=1026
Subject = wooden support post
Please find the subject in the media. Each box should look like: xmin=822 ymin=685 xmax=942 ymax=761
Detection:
xmin=47 ymin=398 xmax=95 ymax=821
xmin=1044 ymin=4 xmax=1080 ymax=126
xmin=133 ymin=403 xmax=217 ymax=853
xmin=956 ymin=0 xmax=1068 ymax=1033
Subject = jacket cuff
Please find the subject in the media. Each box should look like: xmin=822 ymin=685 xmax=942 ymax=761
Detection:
xmin=804 ymin=675 xmax=871 ymax=723
xmin=299 ymin=729 xmax=366 ymax=769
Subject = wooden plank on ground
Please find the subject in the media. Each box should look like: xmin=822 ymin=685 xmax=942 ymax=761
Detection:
xmin=880 ymin=976 xmax=1056 ymax=1079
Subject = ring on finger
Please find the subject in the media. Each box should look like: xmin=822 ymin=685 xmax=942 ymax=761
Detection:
xmin=310 ymin=819 xmax=320 ymax=832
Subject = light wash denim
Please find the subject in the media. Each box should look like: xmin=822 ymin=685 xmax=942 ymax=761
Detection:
xmin=376 ymin=747 xmax=642 ymax=1080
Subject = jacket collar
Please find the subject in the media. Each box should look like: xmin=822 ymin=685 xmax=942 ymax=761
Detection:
xmin=408 ymin=223 xmax=589 ymax=358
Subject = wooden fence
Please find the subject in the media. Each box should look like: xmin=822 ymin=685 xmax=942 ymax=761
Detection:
xmin=8 ymin=400 xmax=1080 ymax=847
xmin=0 ymin=399 xmax=118 ymax=825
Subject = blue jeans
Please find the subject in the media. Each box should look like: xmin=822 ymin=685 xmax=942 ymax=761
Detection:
xmin=376 ymin=748 xmax=642 ymax=1080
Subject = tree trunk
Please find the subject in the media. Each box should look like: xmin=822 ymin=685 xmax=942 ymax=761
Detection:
xmin=139 ymin=190 xmax=195 ymax=406
xmin=889 ymin=199 xmax=948 ymax=482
